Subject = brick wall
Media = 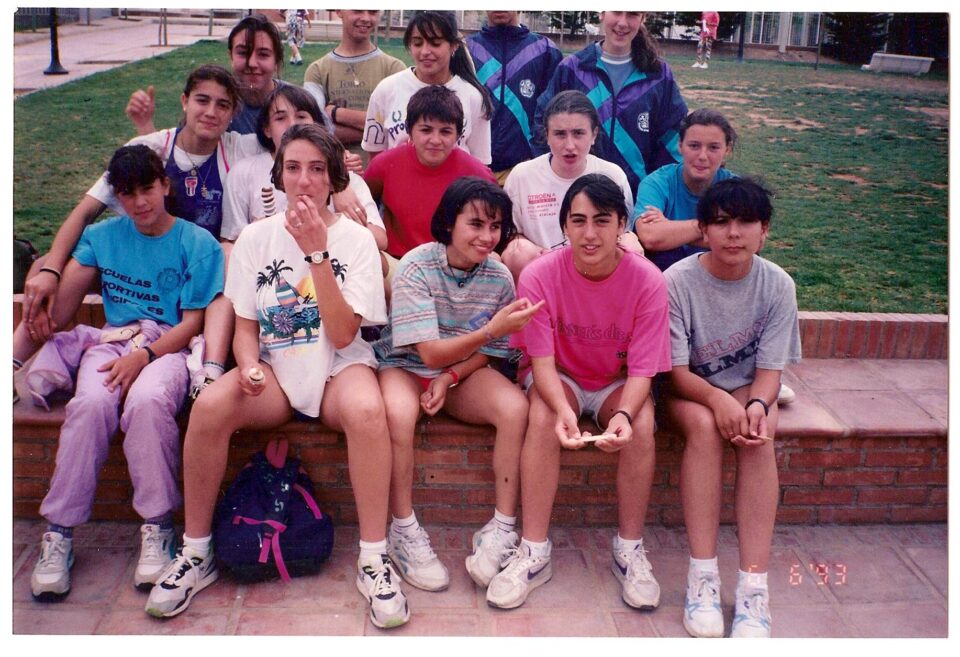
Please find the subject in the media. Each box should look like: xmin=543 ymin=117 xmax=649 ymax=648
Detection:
xmin=13 ymin=413 xmax=947 ymax=526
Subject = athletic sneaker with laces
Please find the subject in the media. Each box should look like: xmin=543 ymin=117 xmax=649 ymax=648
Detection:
xmin=485 ymin=542 xmax=552 ymax=609
xmin=144 ymin=548 xmax=218 ymax=618
xmin=465 ymin=521 xmax=519 ymax=588
xmin=731 ymin=587 xmax=772 ymax=638
xmin=356 ymin=554 xmax=410 ymax=629
xmin=777 ymin=383 xmax=796 ymax=405
xmin=684 ymin=569 xmax=724 ymax=637
xmin=31 ymin=531 xmax=75 ymax=601
xmin=387 ymin=524 xmax=449 ymax=591
xmin=134 ymin=524 xmax=177 ymax=590
xmin=611 ymin=542 xmax=660 ymax=609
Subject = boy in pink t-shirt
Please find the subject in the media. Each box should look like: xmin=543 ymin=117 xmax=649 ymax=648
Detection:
xmin=487 ymin=174 xmax=671 ymax=611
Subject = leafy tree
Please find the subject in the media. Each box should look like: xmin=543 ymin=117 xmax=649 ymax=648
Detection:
xmin=823 ymin=13 xmax=889 ymax=63
xmin=543 ymin=11 xmax=599 ymax=37
xmin=886 ymin=13 xmax=948 ymax=60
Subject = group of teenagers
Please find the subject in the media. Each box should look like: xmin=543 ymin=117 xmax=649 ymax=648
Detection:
xmin=14 ymin=10 xmax=800 ymax=638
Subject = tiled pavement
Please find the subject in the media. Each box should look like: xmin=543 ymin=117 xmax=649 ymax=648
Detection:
xmin=12 ymin=519 xmax=947 ymax=638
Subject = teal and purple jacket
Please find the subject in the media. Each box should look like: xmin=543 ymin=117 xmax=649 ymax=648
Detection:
xmin=533 ymin=42 xmax=688 ymax=195
xmin=467 ymin=23 xmax=562 ymax=172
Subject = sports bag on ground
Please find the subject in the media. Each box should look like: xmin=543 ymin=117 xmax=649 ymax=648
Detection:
xmin=213 ymin=438 xmax=334 ymax=582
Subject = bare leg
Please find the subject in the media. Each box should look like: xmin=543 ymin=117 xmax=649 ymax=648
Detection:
xmin=321 ymin=364 xmax=394 ymax=542
xmin=501 ymin=237 xmax=545 ymax=288
xmin=377 ymin=367 xmax=421 ymax=520
xmin=519 ymin=383 xmax=579 ymax=541
xmin=182 ymin=365 xmax=292 ymax=538
xmin=444 ymin=368 xmax=528 ymax=516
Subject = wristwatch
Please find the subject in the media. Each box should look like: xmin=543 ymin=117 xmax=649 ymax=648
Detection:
xmin=304 ymin=250 xmax=330 ymax=264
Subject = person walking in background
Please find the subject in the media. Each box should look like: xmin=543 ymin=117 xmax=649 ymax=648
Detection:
xmin=693 ymin=11 xmax=720 ymax=69
xmin=285 ymin=9 xmax=311 ymax=66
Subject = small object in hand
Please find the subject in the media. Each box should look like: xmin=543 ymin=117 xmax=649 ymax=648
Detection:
xmin=248 ymin=367 xmax=265 ymax=386
xmin=579 ymin=433 xmax=618 ymax=443
xmin=751 ymin=432 xmax=774 ymax=442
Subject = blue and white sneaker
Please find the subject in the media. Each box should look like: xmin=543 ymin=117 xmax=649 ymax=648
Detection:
xmin=465 ymin=520 xmax=518 ymax=588
xmin=31 ymin=531 xmax=75 ymax=601
xmin=387 ymin=524 xmax=449 ymax=591
xmin=144 ymin=548 xmax=218 ymax=618
xmin=683 ymin=569 xmax=724 ymax=637
xmin=485 ymin=541 xmax=552 ymax=609
xmin=731 ymin=587 xmax=772 ymax=638
xmin=356 ymin=554 xmax=410 ymax=629
xmin=134 ymin=524 xmax=177 ymax=590
xmin=612 ymin=541 xmax=660 ymax=609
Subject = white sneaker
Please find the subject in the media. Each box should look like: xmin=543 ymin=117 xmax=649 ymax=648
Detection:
xmin=777 ymin=383 xmax=796 ymax=405
xmin=683 ymin=569 xmax=724 ymax=637
xmin=465 ymin=521 xmax=518 ymax=588
xmin=144 ymin=548 xmax=218 ymax=618
xmin=31 ymin=531 xmax=74 ymax=601
xmin=731 ymin=587 xmax=772 ymax=637
xmin=692 ymin=62 xmax=702 ymax=68
xmin=485 ymin=542 xmax=552 ymax=609
xmin=134 ymin=524 xmax=177 ymax=590
xmin=701 ymin=63 xmax=709 ymax=69
xmin=356 ymin=554 xmax=410 ymax=629
xmin=387 ymin=524 xmax=449 ymax=591
xmin=611 ymin=542 xmax=660 ymax=609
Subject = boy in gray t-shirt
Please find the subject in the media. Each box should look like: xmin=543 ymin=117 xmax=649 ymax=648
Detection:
xmin=663 ymin=178 xmax=800 ymax=639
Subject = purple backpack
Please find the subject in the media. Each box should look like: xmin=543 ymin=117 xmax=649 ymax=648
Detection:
xmin=213 ymin=439 xmax=334 ymax=582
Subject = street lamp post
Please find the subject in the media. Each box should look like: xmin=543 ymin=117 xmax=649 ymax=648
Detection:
xmin=43 ymin=8 xmax=69 ymax=75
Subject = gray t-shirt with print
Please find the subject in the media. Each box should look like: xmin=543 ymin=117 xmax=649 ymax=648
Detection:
xmin=665 ymin=253 xmax=801 ymax=392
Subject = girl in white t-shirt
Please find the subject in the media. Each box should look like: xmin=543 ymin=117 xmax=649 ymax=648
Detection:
xmin=502 ymin=90 xmax=643 ymax=283
xmin=146 ymin=124 xmax=409 ymax=630
xmin=362 ymin=11 xmax=492 ymax=164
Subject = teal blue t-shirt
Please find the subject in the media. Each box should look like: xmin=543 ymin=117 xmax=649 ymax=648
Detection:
xmin=632 ymin=162 xmax=737 ymax=271
xmin=71 ymin=216 xmax=224 ymax=326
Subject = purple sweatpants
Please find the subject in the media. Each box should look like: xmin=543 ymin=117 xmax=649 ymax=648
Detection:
xmin=33 ymin=321 xmax=189 ymax=527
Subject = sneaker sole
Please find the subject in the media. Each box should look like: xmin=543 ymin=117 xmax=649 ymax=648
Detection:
xmin=683 ymin=613 xmax=724 ymax=638
xmin=610 ymin=562 xmax=660 ymax=610
xmin=354 ymin=577 xmax=411 ymax=629
xmin=145 ymin=568 xmax=219 ymax=619
xmin=31 ymin=589 xmax=70 ymax=603
xmin=486 ymin=567 xmax=552 ymax=609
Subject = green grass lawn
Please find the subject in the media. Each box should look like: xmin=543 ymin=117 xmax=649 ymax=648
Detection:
xmin=13 ymin=39 xmax=948 ymax=314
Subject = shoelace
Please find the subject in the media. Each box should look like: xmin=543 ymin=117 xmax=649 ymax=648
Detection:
xmin=365 ymin=561 xmax=398 ymax=599
xmin=399 ymin=528 xmax=438 ymax=565
xmin=739 ymin=590 xmax=770 ymax=623
xmin=140 ymin=526 xmax=166 ymax=562
xmin=622 ymin=545 xmax=654 ymax=581
xmin=160 ymin=554 xmax=197 ymax=587
xmin=692 ymin=573 xmax=721 ymax=605
xmin=37 ymin=534 xmax=69 ymax=571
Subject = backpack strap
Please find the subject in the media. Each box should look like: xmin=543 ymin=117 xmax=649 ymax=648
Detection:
xmin=265 ymin=438 xmax=289 ymax=468
xmin=293 ymin=483 xmax=323 ymax=520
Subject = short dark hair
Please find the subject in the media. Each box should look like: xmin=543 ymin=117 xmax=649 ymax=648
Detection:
xmin=697 ymin=177 xmax=774 ymax=226
xmin=228 ymin=14 xmax=283 ymax=73
xmin=430 ymin=177 xmax=515 ymax=253
xmin=558 ymin=174 xmax=628 ymax=230
xmin=256 ymin=84 xmax=325 ymax=152
xmin=182 ymin=64 xmax=240 ymax=113
xmin=405 ymin=85 xmax=464 ymax=136
xmin=679 ymin=108 xmax=738 ymax=148
xmin=106 ymin=145 xmax=167 ymax=196
xmin=271 ymin=124 xmax=350 ymax=199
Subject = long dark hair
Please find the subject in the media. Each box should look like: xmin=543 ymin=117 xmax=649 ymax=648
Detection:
xmin=404 ymin=11 xmax=493 ymax=120
xmin=431 ymin=177 xmax=515 ymax=253
xmin=630 ymin=17 xmax=662 ymax=73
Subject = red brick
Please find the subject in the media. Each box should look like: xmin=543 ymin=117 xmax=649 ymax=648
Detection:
xmin=858 ymin=436 xmax=904 ymax=449
xmin=586 ymin=468 xmax=618 ymax=485
xmin=464 ymin=489 xmax=497 ymax=506
xmin=12 ymin=443 xmax=48 ymax=460
xmin=925 ymin=320 xmax=947 ymax=359
xmin=782 ymin=488 xmax=855 ymax=505
xmin=584 ymin=506 xmax=620 ymax=525
xmin=897 ymin=470 xmax=947 ymax=485
xmin=834 ymin=320 xmax=853 ymax=357
xmin=823 ymin=470 xmax=895 ymax=486
xmin=800 ymin=316 xmax=820 ymax=357
xmin=779 ymin=471 xmax=824 ymax=486
xmin=858 ymin=487 xmax=927 ymax=505
xmin=907 ymin=320 xmax=930 ymax=359
xmin=560 ymin=449 xmax=618 ymax=466
xmin=863 ymin=451 xmax=932 ymax=467
xmin=863 ymin=320 xmax=882 ymax=358
xmin=879 ymin=320 xmax=899 ymax=358
xmin=550 ymin=506 xmax=586 ymax=525
xmin=554 ymin=488 xmax=618 ymax=505
xmin=937 ymin=452 xmax=948 ymax=468
xmin=14 ymin=501 xmax=40 ymax=517
xmin=788 ymin=451 xmax=861 ymax=468
xmin=890 ymin=506 xmax=947 ymax=523
xmin=662 ymin=508 xmax=685 ymax=526
xmin=422 ymin=467 xmax=493 ymax=485
xmin=558 ymin=468 xmax=587 ymax=485
xmin=298 ymin=447 xmax=348 ymax=464
xmin=848 ymin=321 xmax=870 ymax=358
xmin=419 ymin=449 xmax=468 ymax=465
xmin=422 ymin=507 xmax=490 ymax=525
xmin=818 ymin=507 xmax=889 ymax=523
xmin=412 ymin=488 xmax=464 ymax=506
xmin=774 ymin=507 xmax=816 ymax=524
xmin=893 ymin=321 xmax=913 ymax=359
xmin=817 ymin=319 xmax=839 ymax=357
xmin=903 ymin=436 xmax=946 ymax=449
xmin=929 ymin=488 xmax=948 ymax=505
xmin=93 ymin=482 xmax=134 ymax=502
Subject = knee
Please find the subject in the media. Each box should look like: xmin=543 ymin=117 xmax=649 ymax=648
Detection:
xmin=342 ymin=392 xmax=388 ymax=432
xmin=491 ymin=389 xmax=530 ymax=430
